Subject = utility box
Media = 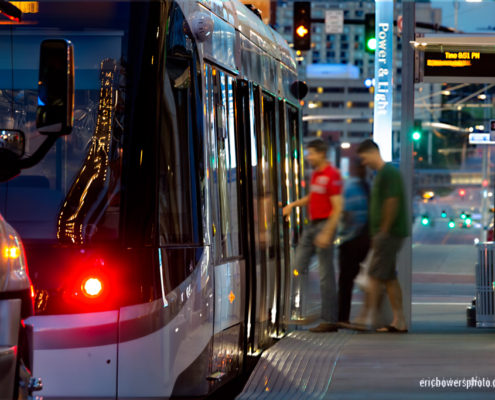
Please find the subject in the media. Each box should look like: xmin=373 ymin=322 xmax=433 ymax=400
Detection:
xmin=476 ymin=243 xmax=495 ymax=327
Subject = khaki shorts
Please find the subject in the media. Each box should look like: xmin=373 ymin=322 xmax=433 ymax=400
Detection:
xmin=368 ymin=232 xmax=404 ymax=281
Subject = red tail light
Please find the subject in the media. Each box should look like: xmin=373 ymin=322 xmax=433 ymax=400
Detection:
xmin=81 ymin=277 xmax=104 ymax=298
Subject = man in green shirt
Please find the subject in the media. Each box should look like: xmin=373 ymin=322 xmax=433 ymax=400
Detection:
xmin=356 ymin=139 xmax=409 ymax=333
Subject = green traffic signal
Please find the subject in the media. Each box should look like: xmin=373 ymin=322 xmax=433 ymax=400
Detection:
xmin=412 ymin=120 xmax=422 ymax=142
xmin=465 ymin=217 xmax=473 ymax=225
xmin=460 ymin=211 xmax=467 ymax=220
xmin=421 ymin=215 xmax=430 ymax=226
xmin=448 ymin=220 xmax=455 ymax=229
xmin=441 ymin=210 xmax=447 ymax=218
xmin=364 ymin=13 xmax=375 ymax=54
xmin=366 ymin=38 xmax=376 ymax=51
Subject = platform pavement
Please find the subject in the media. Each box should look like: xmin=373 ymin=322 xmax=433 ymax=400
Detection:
xmin=326 ymin=303 xmax=495 ymax=400
xmin=237 ymin=303 xmax=495 ymax=400
xmin=237 ymin=243 xmax=494 ymax=400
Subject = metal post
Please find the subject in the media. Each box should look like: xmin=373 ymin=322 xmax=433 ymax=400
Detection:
xmin=398 ymin=0 xmax=415 ymax=329
xmin=481 ymin=146 xmax=488 ymax=242
xmin=454 ymin=0 xmax=459 ymax=31
xmin=428 ymin=131 xmax=432 ymax=165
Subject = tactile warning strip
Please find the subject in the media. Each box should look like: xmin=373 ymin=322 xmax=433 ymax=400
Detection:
xmin=237 ymin=330 xmax=354 ymax=400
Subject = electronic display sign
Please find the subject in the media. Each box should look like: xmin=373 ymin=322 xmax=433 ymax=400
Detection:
xmin=423 ymin=51 xmax=495 ymax=83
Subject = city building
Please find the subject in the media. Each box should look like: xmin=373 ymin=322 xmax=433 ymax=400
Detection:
xmin=275 ymin=0 xmax=442 ymax=159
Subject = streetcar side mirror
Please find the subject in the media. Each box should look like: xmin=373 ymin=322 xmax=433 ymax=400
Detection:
xmin=36 ymin=39 xmax=74 ymax=135
xmin=0 ymin=129 xmax=24 ymax=157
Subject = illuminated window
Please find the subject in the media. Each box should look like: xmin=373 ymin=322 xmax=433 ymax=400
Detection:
xmin=308 ymin=101 xmax=322 ymax=109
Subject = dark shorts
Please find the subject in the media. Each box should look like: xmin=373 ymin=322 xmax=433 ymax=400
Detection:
xmin=368 ymin=232 xmax=404 ymax=281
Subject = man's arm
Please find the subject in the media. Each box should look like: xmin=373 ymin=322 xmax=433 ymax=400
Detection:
xmin=315 ymin=194 xmax=343 ymax=247
xmin=282 ymin=195 xmax=309 ymax=217
xmin=380 ymin=197 xmax=398 ymax=234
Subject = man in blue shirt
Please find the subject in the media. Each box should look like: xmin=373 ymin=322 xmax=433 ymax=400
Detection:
xmin=338 ymin=160 xmax=370 ymax=324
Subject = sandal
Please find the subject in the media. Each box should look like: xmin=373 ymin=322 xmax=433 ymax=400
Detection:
xmin=376 ymin=325 xmax=408 ymax=333
xmin=339 ymin=321 xmax=371 ymax=331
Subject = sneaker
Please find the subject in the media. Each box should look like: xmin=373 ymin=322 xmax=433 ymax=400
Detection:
xmin=308 ymin=323 xmax=338 ymax=333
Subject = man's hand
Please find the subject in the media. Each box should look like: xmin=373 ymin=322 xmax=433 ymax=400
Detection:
xmin=282 ymin=203 xmax=293 ymax=218
xmin=314 ymin=230 xmax=333 ymax=248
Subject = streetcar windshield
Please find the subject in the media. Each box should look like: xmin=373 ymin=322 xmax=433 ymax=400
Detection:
xmin=0 ymin=2 xmax=131 ymax=243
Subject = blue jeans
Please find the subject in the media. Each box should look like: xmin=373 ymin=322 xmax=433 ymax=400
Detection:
xmin=294 ymin=220 xmax=337 ymax=323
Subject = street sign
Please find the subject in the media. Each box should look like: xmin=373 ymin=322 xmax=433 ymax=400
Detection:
xmin=325 ymin=10 xmax=343 ymax=34
xmin=468 ymin=132 xmax=495 ymax=145
xmin=490 ymin=120 xmax=495 ymax=132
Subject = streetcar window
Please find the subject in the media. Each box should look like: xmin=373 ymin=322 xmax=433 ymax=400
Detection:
xmin=0 ymin=2 xmax=129 ymax=242
xmin=288 ymin=105 xmax=304 ymax=239
xmin=216 ymin=73 xmax=240 ymax=258
xmin=206 ymin=66 xmax=240 ymax=259
xmin=258 ymin=93 xmax=277 ymax=254
xmin=159 ymin=2 xmax=204 ymax=246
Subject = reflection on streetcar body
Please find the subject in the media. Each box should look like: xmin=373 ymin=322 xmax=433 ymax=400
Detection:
xmin=0 ymin=0 xmax=303 ymax=398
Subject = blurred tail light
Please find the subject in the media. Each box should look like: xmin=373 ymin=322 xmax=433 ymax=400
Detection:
xmin=82 ymin=277 xmax=104 ymax=298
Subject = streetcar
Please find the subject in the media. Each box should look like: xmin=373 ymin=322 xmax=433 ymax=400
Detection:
xmin=0 ymin=0 xmax=305 ymax=398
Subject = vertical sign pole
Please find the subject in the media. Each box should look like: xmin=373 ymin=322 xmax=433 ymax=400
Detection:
xmin=399 ymin=0 xmax=415 ymax=329
xmin=481 ymin=146 xmax=488 ymax=242
xmin=373 ymin=0 xmax=394 ymax=162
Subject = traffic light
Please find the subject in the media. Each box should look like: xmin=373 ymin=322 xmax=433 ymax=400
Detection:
xmin=293 ymin=2 xmax=311 ymax=51
xmin=441 ymin=210 xmax=447 ymax=218
xmin=465 ymin=215 xmax=473 ymax=227
xmin=459 ymin=188 xmax=466 ymax=197
xmin=421 ymin=214 xmax=430 ymax=226
xmin=364 ymin=13 xmax=376 ymax=53
xmin=448 ymin=219 xmax=456 ymax=229
xmin=460 ymin=211 xmax=467 ymax=220
xmin=412 ymin=120 xmax=422 ymax=142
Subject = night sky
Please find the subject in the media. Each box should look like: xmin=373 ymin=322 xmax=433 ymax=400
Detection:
xmin=431 ymin=0 xmax=495 ymax=32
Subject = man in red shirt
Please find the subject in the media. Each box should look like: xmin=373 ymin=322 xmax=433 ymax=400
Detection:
xmin=283 ymin=139 xmax=343 ymax=332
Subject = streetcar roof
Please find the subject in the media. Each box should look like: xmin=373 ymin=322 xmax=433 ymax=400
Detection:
xmin=194 ymin=0 xmax=297 ymax=73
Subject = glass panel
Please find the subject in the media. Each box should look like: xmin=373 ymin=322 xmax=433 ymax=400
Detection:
xmin=411 ymin=82 xmax=491 ymax=319
xmin=214 ymin=70 xmax=240 ymax=259
xmin=159 ymin=7 xmax=204 ymax=246
xmin=0 ymin=3 xmax=130 ymax=243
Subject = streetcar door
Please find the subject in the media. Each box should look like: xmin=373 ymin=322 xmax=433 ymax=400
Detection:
xmin=275 ymin=100 xmax=292 ymax=333
xmin=205 ymin=65 xmax=245 ymax=383
xmin=286 ymin=104 xmax=305 ymax=319
xmin=232 ymin=80 xmax=261 ymax=356
xmin=250 ymin=88 xmax=279 ymax=347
